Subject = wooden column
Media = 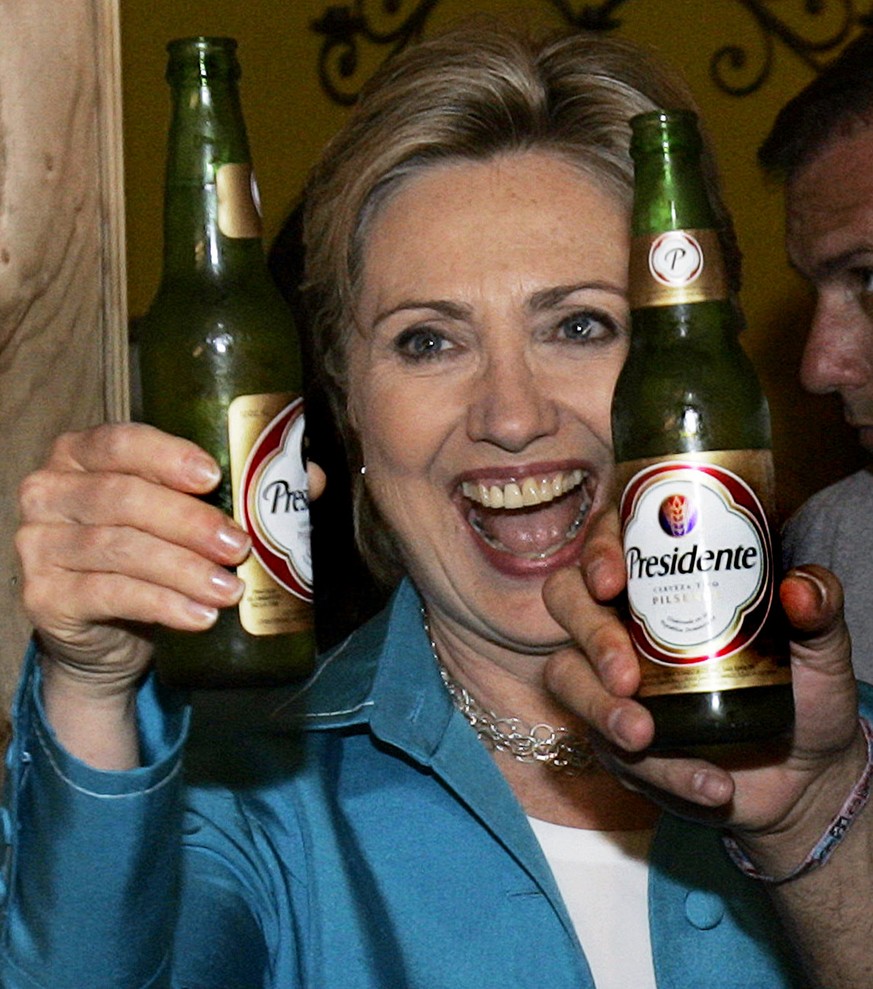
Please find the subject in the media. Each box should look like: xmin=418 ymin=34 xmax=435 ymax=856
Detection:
xmin=0 ymin=0 xmax=127 ymax=739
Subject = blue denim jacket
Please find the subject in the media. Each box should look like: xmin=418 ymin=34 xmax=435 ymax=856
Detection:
xmin=1 ymin=579 xmax=832 ymax=988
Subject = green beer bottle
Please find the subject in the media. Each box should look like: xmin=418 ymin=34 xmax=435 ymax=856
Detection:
xmin=612 ymin=110 xmax=793 ymax=748
xmin=138 ymin=37 xmax=315 ymax=688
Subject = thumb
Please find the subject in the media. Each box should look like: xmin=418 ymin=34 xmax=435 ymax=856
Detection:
xmin=780 ymin=565 xmax=857 ymax=750
xmin=780 ymin=564 xmax=845 ymax=645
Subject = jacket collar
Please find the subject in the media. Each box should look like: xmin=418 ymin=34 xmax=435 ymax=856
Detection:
xmin=278 ymin=579 xmax=584 ymax=947
xmin=188 ymin=580 xmax=431 ymax=736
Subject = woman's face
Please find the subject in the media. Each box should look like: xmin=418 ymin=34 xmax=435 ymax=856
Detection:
xmin=348 ymin=151 xmax=630 ymax=653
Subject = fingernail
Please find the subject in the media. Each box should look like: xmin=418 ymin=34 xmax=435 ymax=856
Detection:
xmin=184 ymin=601 xmax=219 ymax=627
xmin=186 ymin=453 xmax=221 ymax=487
xmin=692 ymin=769 xmax=731 ymax=805
xmin=608 ymin=705 xmax=638 ymax=749
xmin=209 ymin=569 xmax=245 ymax=600
xmin=789 ymin=568 xmax=827 ymax=606
xmin=217 ymin=524 xmax=251 ymax=555
xmin=583 ymin=555 xmax=605 ymax=585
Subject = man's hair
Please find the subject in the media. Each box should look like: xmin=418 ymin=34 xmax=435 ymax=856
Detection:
xmin=759 ymin=29 xmax=873 ymax=180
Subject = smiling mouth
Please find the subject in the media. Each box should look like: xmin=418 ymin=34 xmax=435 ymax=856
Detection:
xmin=460 ymin=469 xmax=591 ymax=560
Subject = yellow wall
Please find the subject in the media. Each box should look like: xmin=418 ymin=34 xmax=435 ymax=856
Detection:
xmin=121 ymin=0 xmax=869 ymax=518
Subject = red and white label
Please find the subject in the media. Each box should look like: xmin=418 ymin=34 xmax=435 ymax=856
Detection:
xmin=239 ymin=398 xmax=313 ymax=602
xmin=620 ymin=460 xmax=773 ymax=665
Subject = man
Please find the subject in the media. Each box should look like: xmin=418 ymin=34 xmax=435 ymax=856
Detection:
xmin=759 ymin=29 xmax=873 ymax=681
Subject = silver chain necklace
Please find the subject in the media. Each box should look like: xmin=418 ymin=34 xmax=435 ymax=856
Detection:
xmin=422 ymin=609 xmax=595 ymax=776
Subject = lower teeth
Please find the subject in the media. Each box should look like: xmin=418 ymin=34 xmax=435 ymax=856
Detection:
xmin=469 ymin=501 xmax=590 ymax=559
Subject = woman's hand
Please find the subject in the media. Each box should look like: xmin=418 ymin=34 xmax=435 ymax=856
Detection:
xmin=17 ymin=423 xmax=254 ymax=686
xmin=542 ymin=509 xmax=864 ymax=862
xmin=15 ymin=423 xmax=254 ymax=766
xmin=16 ymin=423 xmax=326 ymax=768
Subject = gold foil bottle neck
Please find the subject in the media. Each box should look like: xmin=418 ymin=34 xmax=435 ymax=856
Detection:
xmin=629 ymin=228 xmax=728 ymax=309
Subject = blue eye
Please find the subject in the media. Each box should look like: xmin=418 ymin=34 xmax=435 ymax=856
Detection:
xmin=394 ymin=327 xmax=452 ymax=361
xmin=558 ymin=312 xmax=615 ymax=343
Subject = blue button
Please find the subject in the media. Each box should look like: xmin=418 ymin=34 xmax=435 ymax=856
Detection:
xmin=685 ymin=890 xmax=724 ymax=929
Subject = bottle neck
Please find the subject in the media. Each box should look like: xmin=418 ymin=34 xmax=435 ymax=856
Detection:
xmin=631 ymin=145 xmax=716 ymax=236
xmin=160 ymin=74 xmax=266 ymax=286
xmin=628 ymin=145 xmax=728 ymax=313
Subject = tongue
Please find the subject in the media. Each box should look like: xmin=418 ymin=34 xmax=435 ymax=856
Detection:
xmin=472 ymin=493 xmax=582 ymax=555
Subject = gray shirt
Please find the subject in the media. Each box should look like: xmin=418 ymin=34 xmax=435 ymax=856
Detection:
xmin=782 ymin=467 xmax=873 ymax=684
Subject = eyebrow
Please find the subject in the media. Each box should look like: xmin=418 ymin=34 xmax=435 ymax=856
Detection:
xmin=527 ymin=281 xmax=627 ymax=310
xmin=795 ymin=246 xmax=873 ymax=281
xmin=372 ymin=299 xmax=471 ymax=329
xmin=372 ymin=281 xmax=626 ymax=328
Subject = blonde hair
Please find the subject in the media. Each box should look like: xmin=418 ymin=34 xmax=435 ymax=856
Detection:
xmin=302 ymin=22 xmax=739 ymax=584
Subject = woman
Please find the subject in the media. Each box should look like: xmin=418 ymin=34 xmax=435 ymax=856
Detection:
xmin=5 ymin=24 xmax=872 ymax=989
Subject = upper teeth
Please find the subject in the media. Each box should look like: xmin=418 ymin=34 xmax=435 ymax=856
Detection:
xmin=461 ymin=469 xmax=586 ymax=509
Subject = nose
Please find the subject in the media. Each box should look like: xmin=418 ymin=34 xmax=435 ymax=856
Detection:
xmin=466 ymin=349 xmax=560 ymax=452
xmin=800 ymin=296 xmax=873 ymax=396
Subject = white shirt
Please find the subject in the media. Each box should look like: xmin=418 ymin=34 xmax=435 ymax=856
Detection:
xmin=528 ymin=817 xmax=656 ymax=989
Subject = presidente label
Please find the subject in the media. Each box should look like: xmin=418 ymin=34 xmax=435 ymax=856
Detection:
xmin=628 ymin=228 xmax=728 ymax=308
xmin=619 ymin=457 xmax=773 ymax=668
xmin=229 ymin=393 xmax=313 ymax=636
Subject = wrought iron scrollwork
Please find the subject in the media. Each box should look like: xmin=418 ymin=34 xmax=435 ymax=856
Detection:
xmin=312 ymin=1 xmax=439 ymax=105
xmin=542 ymin=0 xmax=632 ymax=30
xmin=312 ymin=0 xmax=873 ymax=104
xmin=711 ymin=0 xmax=869 ymax=96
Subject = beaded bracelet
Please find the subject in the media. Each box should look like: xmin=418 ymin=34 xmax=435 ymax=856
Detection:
xmin=722 ymin=716 xmax=873 ymax=885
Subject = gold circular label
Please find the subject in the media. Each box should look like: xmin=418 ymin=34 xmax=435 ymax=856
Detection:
xmin=629 ymin=228 xmax=728 ymax=308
